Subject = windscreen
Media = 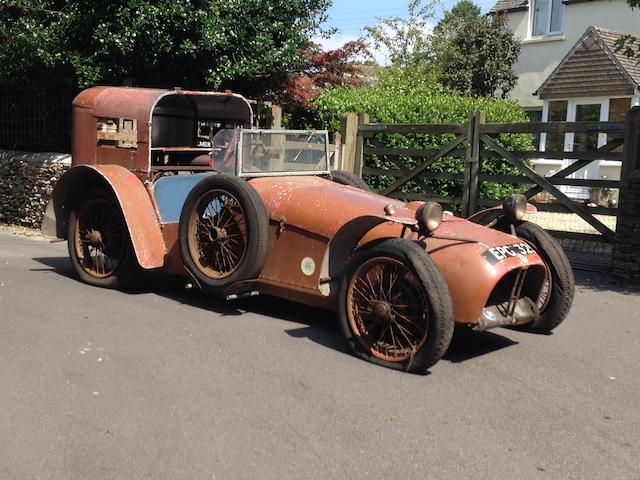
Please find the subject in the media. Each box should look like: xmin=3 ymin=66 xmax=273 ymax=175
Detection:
xmin=209 ymin=128 xmax=238 ymax=174
xmin=239 ymin=130 xmax=329 ymax=175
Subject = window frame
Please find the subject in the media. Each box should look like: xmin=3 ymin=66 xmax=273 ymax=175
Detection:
xmin=529 ymin=0 xmax=565 ymax=38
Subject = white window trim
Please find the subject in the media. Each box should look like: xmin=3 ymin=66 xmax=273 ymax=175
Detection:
xmin=537 ymin=97 xmax=635 ymax=180
xmin=528 ymin=0 xmax=565 ymax=39
xmin=539 ymin=97 xmax=634 ymax=151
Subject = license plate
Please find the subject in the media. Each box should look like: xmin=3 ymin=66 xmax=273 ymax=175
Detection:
xmin=482 ymin=242 xmax=536 ymax=264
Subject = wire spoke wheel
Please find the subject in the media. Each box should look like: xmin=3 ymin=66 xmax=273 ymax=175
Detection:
xmin=346 ymin=256 xmax=430 ymax=363
xmin=537 ymin=274 xmax=552 ymax=313
xmin=73 ymin=197 xmax=126 ymax=279
xmin=187 ymin=189 xmax=248 ymax=279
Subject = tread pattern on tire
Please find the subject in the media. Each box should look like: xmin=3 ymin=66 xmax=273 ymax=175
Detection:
xmin=514 ymin=221 xmax=575 ymax=333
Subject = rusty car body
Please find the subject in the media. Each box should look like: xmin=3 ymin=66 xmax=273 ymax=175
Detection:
xmin=42 ymin=86 xmax=575 ymax=373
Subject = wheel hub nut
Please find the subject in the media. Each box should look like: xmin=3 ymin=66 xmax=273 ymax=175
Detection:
xmin=209 ymin=227 xmax=228 ymax=242
xmin=372 ymin=301 xmax=392 ymax=320
xmin=85 ymin=230 xmax=102 ymax=247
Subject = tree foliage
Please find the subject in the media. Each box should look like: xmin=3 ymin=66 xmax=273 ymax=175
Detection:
xmin=432 ymin=0 xmax=480 ymax=39
xmin=362 ymin=0 xmax=436 ymax=67
xmin=0 ymin=0 xmax=330 ymax=96
xmin=273 ymin=39 xmax=368 ymax=128
xmin=614 ymin=0 xmax=640 ymax=60
xmin=310 ymin=66 xmax=533 ymax=204
xmin=278 ymin=40 xmax=368 ymax=109
xmin=432 ymin=9 xmax=521 ymax=98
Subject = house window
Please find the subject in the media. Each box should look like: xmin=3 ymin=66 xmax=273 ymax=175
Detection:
xmin=609 ymin=98 xmax=631 ymax=122
xmin=532 ymin=0 xmax=564 ymax=37
xmin=573 ymin=103 xmax=601 ymax=153
xmin=608 ymin=97 xmax=632 ymax=153
xmin=544 ymin=100 xmax=567 ymax=151
xmin=526 ymin=109 xmax=543 ymax=148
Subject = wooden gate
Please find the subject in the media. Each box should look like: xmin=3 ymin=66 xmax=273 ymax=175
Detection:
xmin=351 ymin=107 xmax=640 ymax=244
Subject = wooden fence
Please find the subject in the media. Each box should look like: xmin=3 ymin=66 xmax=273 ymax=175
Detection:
xmin=336 ymin=107 xmax=640 ymax=245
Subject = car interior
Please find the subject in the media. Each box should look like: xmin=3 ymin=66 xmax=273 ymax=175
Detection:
xmin=150 ymin=93 xmax=252 ymax=173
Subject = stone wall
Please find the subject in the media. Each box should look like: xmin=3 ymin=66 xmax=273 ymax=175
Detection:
xmin=613 ymin=169 xmax=640 ymax=283
xmin=0 ymin=150 xmax=71 ymax=229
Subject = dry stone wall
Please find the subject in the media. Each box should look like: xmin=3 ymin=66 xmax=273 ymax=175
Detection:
xmin=0 ymin=150 xmax=71 ymax=228
xmin=613 ymin=169 xmax=640 ymax=283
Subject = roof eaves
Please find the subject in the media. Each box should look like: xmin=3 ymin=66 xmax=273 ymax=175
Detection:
xmin=534 ymin=26 xmax=639 ymax=97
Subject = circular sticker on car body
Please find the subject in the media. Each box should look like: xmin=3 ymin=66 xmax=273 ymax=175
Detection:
xmin=301 ymin=257 xmax=316 ymax=276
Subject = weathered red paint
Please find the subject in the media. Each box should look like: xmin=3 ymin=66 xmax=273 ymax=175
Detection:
xmin=72 ymin=87 xmax=166 ymax=177
xmin=249 ymin=175 xmax=546 ymax=323
xmin=90 ymin=165 xmax=166 ymax=268
xmin=44 ymin=86 xmax=551 ymax=331
xmin=72 ymin=86 xmax=253 ymax=180
xmin=41 ymin=164 xmax=166 ymax=269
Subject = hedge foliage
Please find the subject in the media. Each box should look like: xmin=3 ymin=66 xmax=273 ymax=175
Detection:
xmin=308 ymin=68 xmax=533 ymax=208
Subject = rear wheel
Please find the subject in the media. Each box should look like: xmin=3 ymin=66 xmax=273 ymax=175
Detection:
xmin=338 ymin=238 xmax=454 ymax=373
xmin=67 ymin=190 xmax=138 ymax=289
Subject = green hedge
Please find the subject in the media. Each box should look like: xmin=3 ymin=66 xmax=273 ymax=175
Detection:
xmin=307 ymin=68 xmax=533 ymax=209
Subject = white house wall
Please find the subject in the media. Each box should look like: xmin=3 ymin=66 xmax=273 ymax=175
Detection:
xmin=505 ymin=0 xmax=640 ymax=108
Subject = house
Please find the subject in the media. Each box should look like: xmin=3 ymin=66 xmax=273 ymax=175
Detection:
xmin=533 ymin=27 xmax=640 ymax=194
xmin=490 ymin=0 xmax=640 ymax=197
xmin=491 ymin=0 xmax=640 ymax=111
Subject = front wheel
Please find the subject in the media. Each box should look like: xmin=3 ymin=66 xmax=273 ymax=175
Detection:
xmin=512 ymin=221 xmax=575 ymax=333
xmin=338 ymin=238 xmax=454 ymax=374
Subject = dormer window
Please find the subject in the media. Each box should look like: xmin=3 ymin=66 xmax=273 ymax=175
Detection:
xmin=531 ymin=0 xmax=564 ymax=36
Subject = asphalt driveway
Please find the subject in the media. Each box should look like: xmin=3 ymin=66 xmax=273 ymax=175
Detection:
xmin=0 ymin=232 xmax=639 ymax=480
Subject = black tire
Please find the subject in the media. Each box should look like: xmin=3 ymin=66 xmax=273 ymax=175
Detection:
xmin=330 ymin=170 xmax=371 ymax=191
xmin=67 ymin=190 xmax=139 ymax=289
xmin=513 ymin=221 xmax=575 ymax=333
xmin=179 ymin=174 xmax=269 ymax=296
xmin=338 ymin=238 xmax=454 ymax=374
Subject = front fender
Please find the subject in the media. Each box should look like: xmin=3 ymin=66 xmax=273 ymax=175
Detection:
xmin=318 ymin=214 xmax=416 ymax=296
xmin=467 ymin=202 xmax=537 ymax=225
xmin=41 ymin=165 xmax=166 ymax=269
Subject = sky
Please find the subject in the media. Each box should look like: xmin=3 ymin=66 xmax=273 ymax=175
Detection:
xmin=315 ymin=0 xmax=498 ymax=63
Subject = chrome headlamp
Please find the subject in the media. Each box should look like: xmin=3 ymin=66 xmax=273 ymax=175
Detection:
xmin=415 ymin=202 xmax=443 ymax=235
xmin=502 ymin=194 xmax=527 ymax=222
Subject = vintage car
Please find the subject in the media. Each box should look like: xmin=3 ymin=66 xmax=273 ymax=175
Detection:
xmin=42 ymin=86 xmax=574 ymax=374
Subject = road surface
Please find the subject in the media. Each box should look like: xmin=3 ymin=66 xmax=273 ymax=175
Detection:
xmin=0 ymin=232 xmax=639 ymax=479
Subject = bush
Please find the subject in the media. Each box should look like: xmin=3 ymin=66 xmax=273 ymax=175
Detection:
xmin=307 ymin=67 xmax=533 ymax=209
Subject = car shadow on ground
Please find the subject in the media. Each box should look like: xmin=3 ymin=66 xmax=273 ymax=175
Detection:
xmin=445 ymin=327 xmax=518 ymax=363
xmin=33 ymin=255 xmax=520 ymax=365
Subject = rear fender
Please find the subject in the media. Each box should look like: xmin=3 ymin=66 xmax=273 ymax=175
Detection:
xmin=467 ymin=203 xmax=537 ymax=226
xmin=41 ymin=165 xmax=166 ymax=269
xmin=318 ymin=215 xmax=416 ymax=296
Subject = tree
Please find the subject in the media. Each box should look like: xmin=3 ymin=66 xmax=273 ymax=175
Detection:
xmin=614 ymin=0 xmax=640 ymax=60
xmin=433 ymin=0 xmax=480 ymax=38
xmin=362 ymin=0 xmax=436 ymax=67
xmin=0 ymin=0 xmax=330 ymax=97
xmin=279 ymin=40 xmax=368 ymax=109
xmin=432 ymin=6 xmax=520 ymax=98
xmin=274 ymin=40 xmax=368 ymax=127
